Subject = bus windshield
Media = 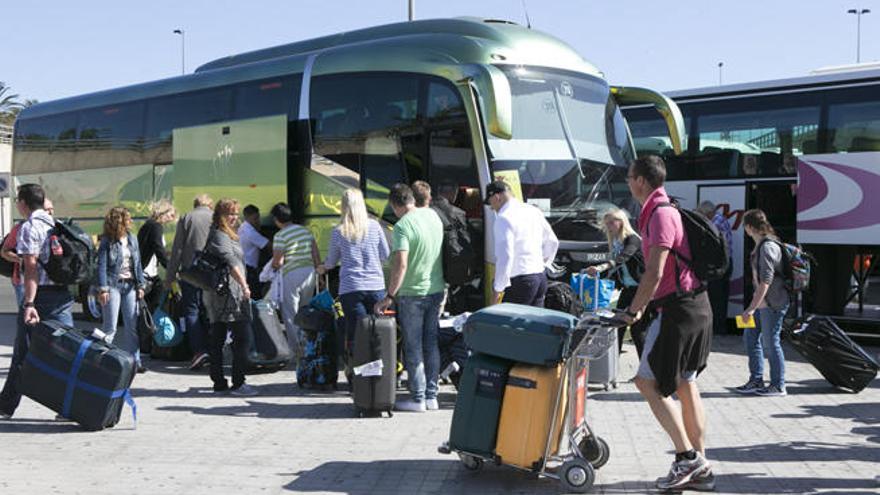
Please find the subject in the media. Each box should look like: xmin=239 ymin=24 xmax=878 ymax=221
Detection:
xmin=487 ymin=65 xmax=634 ymax=221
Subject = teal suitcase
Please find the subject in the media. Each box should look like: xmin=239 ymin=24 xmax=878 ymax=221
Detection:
xmin=448 ymin=352 xmax=513 ymax=459
xmin=463 ymin=303 xmax=578 ymax=366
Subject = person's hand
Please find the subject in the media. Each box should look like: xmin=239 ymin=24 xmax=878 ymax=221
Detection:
xmin=137 ymin=288 xmax=145 ymax=300
xmin=741 ymin=308 xmax=755 ymax=324
xmin=374 ymin=296 xmax=393 ymax=315
xmin=620 ymin=307 xmax=642 ymax=325
xmin=242 ymin=286 xmax=252 ymax=301
xmin=23 ymin=306 xmax=40 ymax=326
xmin=316 ymin=265 xmax=327 ymax=276
xmin=585 ymin=265 xmax=601 ymax=277
xmin=98 ymin=291 xmax=110 ymax=307
xmin=492 ymin=291 xmax=504 ymax=305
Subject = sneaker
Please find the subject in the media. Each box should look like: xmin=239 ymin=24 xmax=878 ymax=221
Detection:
xmin=425 ymin=398 xmax=440 ymax=411
xmin=733 ymin=379 xmax=764 ymax=394
xmin=189 ymin=352 xmax=210 ymax=370
xmin=230 ymin=384 xmax=258 ymax=397
xmin=656 ymin=453 xmax=710 ymax=491
xmin=54 ymin=414 xmax=72 ymax=422
xmin=687 ymin=469 xmax=716 ymax=491
xmin=755 ymin=385 xmax=787 ymax=397
xmin=395 ymin=399 xmax=426 ymax=413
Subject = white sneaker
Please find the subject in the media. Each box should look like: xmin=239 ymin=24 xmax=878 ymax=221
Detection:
xmin=230 ymin=384 xmax=258 ymax=397
xmin=395 ymin=399 xmax=426 ymax=412
xmin=425 ymin=398 xmax=440 ymax=411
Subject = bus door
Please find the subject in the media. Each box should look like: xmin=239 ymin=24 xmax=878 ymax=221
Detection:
xmin=743 ymin=179 xmax=797 ymax=308
xmin=697 ymin=183 xmax=746 ymax=317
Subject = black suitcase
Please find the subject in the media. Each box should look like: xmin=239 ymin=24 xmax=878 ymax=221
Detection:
xmin=247 ymin=299 xmax=291 ymax=373
xmin=296 ymin=310 xmax=339 ymax=390
xmin=786 ymin=316 xmax=878 ymax=393
xmin=352 ymin=315 xmax=397 ymax=417
xmin=20 ymin=321 xmax=137 ymax=431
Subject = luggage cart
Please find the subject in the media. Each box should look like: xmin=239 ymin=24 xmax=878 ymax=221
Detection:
xmin=439 ymin=310 xmax=626 ymax=493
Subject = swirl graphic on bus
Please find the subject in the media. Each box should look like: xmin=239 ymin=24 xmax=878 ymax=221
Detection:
xmin=797 ymin=158 xmax=880 ymax=231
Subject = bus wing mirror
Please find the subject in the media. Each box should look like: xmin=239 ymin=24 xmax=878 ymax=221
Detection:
xmin=460 ymin=65 xmax=513 ymax=140
xmin=611 ymin=86 xmax=686 ymax=155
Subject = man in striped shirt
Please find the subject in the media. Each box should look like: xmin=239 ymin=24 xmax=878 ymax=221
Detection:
xmin=271 ymin=203 xmax=321 ymax=362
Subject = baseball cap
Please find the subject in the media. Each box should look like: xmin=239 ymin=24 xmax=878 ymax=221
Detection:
xmin=484 ymin=180 xmax=511 ymax=204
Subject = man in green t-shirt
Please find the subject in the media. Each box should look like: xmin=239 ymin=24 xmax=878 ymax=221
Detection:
xmin=375 ymin=183 xmax=444 ymax=413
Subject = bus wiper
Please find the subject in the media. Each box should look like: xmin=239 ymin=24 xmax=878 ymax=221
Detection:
xmin=552 ymin=88 xmax=586 ymax=181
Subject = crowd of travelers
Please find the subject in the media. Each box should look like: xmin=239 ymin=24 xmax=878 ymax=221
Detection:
xmin=1 ymin=154 xmax=805 ymax=492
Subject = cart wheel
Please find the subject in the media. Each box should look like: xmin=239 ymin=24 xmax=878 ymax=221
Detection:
xmin=611 ymin=380 xmax=618 ymax=389
xmin=580 ymin=436 xmax=610 ymax=469
xmin=559 ymin=458 xmax=595 ymax=493
xmin=458 ymin=453 xmax=484 ymax=471
xmin=604 ymin=383 xmax=610 ymax=391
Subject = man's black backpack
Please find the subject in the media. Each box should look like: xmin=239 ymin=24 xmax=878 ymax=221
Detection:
xmin=40 ymin=218 xmax=97 ymax=285
xmin=432 ymin=205 xmax=477 ymax=287
xmin=648 ymin=202 xmax=729 ymax=283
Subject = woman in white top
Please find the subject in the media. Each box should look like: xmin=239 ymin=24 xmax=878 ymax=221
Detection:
xmin=97 ymin=206 xmax=147 ymax=371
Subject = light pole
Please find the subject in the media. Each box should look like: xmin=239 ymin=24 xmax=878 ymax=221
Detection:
xmin=847 ymin=8 xmax=871 ymax=63
xmin=173 ymin=29 xmax=186 ymax=75
xmin=408 ymin=0 xmax=415 ymax=21
xmin=718 ymin=62 xmax=724 ymax=86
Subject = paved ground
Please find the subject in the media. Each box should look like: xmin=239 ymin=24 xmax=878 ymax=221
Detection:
xmin=0 ymin=285 xmax=878 ymax=494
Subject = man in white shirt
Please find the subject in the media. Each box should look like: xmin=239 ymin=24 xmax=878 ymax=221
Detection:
xmin=486 ymin=180 xmax=559 ymax=307
xmin=238 ymin=204 xmax=270 ymax=297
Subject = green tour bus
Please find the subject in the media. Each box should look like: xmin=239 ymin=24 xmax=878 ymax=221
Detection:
xmin=11 ymin=17 xmax=684 ymax=312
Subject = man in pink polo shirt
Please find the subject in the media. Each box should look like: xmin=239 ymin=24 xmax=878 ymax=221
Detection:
xmin=621 ymin=155 xmax=714 ymax=492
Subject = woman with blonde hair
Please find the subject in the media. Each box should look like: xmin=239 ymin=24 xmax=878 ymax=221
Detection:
xmin=203 ymin=198 xmax=255 ymax=395
xmin=317 ymin=188 xmax=389 ymax=360
xmin=137 ymin=200 xmax=177 ymax=287
xmin=586 ymin=207 xmax=646 ymax=354
xmin=97 ymin=206 xmax=147 ymax=371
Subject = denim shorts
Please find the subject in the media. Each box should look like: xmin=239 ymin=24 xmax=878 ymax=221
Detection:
xmin=636 ymin=315 xmax=698 ymax=383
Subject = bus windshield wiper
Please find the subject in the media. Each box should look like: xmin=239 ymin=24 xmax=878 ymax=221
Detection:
xmin=552 ymin=88 xmax=586 ymax=181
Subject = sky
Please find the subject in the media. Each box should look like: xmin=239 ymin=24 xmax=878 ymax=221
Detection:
xmin=4 ymin=0 xmax=878 ymax=104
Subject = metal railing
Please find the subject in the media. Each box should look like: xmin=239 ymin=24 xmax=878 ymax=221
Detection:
xmin=0 ymin=124 xmax=12 ymax=145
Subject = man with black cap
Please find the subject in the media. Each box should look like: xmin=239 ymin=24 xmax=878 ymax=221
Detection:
xmin=485 ymin=179 xmax=558 ymax=307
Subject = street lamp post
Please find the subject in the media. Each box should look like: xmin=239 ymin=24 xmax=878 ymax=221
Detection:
xmin=718 ymin=62 xmax=724 ymax=86
xmin=173 ymin=29 xmax=186 ymax=75
xmin=847 ymin=8 xmax=871 ymax=63
xmin=408 ymin=0 xmax=414 ymax=21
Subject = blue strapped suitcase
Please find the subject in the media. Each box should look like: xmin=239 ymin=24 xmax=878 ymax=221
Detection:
xmin=463 ymin=303 xmax=578 ymax=366
xmin=20 ymin=321 xmax=137 ymax=431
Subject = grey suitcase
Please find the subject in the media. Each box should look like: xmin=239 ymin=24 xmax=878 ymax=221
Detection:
xmin=580 ymin=272 xmax=619 ymax=390
xmin=352 ymin=315 xmax=397 ymax=417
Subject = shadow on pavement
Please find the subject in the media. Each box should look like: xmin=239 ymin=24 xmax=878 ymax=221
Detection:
xmin=772 ymin=401 xmax=880 ymax=444
xmin=158 ymin=399 xmax=358 ymax=420
xmin=0 ymin=418 xmax=82 ymax=434
xmin=709 ymin=440 xmax=880 ymax=464
xmin=283 ymin=459 xmax=564 ymax=494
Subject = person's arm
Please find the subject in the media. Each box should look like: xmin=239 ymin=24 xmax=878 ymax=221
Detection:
xmin=310 ymin=238 xmax=321 ymax=268
xmin=21 ymin=254 xmax=40 ymax=325
xmin=743 ymin=242 xmax=778 ymax=318
xmin=150 ymin=222 xmax=169 ymax=269
xmin=623 ymin=245 xmax=669 ymax=322
xmin=131 ymin=235 xmax=146 ymax=298
xmin=590 ymin=234 xmax=641 ymax=276
xmin=320 ymin=231 xmax=340 ymax=275
xmin=230 ymin=265 xmax=251 ymax=300
xmin=374 ymin=250 xmax=407 ymax=314
xmin=492 ymin=217 xmax=515 ymax=304
xmin=377 ymin=223 xmax=391 ymax=262
xmin=540 ymin=216 xmax=559 ymax=264
xmin=96 ymin=240 xmax=110 ymax=305
xmin=164 ymin=220 xmax=186 ymax=288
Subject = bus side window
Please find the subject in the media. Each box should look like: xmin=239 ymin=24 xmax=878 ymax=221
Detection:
xmin=827 ymin=87 xmax=880 ymax=153
xmin=144 ymin=88 xmax=233 ymax=164
xmin=233 ymin=77 xmax=299 ymax=120
xmin=426 ymin=81 xmax=478 ymax=212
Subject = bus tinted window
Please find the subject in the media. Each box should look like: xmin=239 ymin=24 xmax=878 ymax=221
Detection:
xmin=234 ymin=77 xmax=299 ymax=120
xmin=826 ymin=86 xmax=880 ymax=153
xmin=692 ymin=96 xmax=820 ymax=179
xmin=77 ymin=102 xmax=145 ymax=168
xmin=624 ymin=107 xmax=693 ymax=180
xmin=145 ymin=88 xmax=233 ymax=161
xmin=426 ymin=81 xmax=478 ymax=205
xmin=311 ymin=73 xmax=421 ymax=221
xmin=14 ymin=113 xmax=78 ymax=152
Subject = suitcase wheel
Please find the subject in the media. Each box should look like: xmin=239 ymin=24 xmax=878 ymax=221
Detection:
xmin=458 ymin=453 xmax=484 ymax=471
xmin=580 ymin=435 xmax=610 ymax=469
xmin=559 ymin=458 xmax=595 ymax=493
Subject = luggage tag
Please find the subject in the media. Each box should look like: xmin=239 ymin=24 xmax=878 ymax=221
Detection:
xmin=353 ymin=359 xmax=384 ymax=377
xmin=736 ymin=315 xmax=756 ymax=329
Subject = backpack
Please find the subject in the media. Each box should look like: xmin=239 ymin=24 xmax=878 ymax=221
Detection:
xmin=648 ymin=202 xmax=730 ymax=283
xmin=0 ymin=232 xmax=14 ymax=278
xmin=544 ymin=281 xmax=580 ymax=316
xmin=433 ymin=205 xmax=477 ymax=287
xmin=759 ymin=238 xmax=813 ymax=293
xmin=40 ymin=218 xmax=97 ymax=285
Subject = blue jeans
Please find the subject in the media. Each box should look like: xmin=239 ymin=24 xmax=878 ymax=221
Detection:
xmin=0 ymin=287 xmax=74 ymax=416
xmin=180 ymin=280 xmax=208 ymax=355
xmin=102 ymin=280 xmax=140 ymax=365
xmin=744 ymin=304 xmax=789 ymax=388
xmin=397 ymin=292 xmax=444 ymax=402
xmin=13 ymin=284 xmax=24 ymax=308
xmin=339 ymin=289 xmax=386 ymax=352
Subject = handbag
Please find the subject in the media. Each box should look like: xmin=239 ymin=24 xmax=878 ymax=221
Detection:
xmin=137 ymin=299 xmax=156 ymax=336
xmin=178 ymin=249 xmax=229 ymax=293
xmin=153 ymin=290 xmax=184 ymax=347
xmin=571 ymin=272 xmax=615 ymax=311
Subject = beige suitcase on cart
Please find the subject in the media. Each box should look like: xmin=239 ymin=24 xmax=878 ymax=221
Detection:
xmin=495 ymin=363 xmax=569 ymax=470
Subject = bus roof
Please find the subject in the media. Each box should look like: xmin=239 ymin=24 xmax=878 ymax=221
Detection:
xmin=20 ymin=17 xmax=602 ymax=121
xmin=663 ymin=67 xmax=880 ymax=102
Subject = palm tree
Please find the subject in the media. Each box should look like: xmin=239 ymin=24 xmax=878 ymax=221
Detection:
xmin=0 ymin=82 xmax=25 ymax=125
